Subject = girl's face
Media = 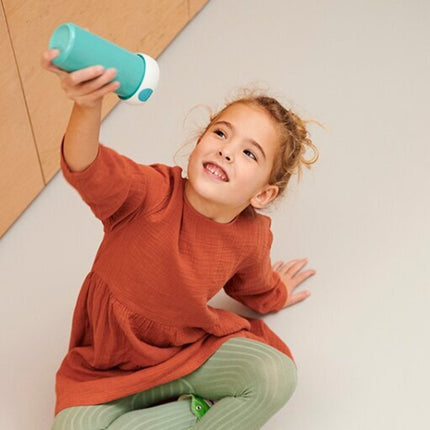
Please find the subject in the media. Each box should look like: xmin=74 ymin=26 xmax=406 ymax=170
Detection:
xmin=185 ymin=102 xmax=280 ymax=223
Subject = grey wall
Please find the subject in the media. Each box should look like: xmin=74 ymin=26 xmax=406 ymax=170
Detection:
xmin=1 ymin=1 xmax=429 ymax=428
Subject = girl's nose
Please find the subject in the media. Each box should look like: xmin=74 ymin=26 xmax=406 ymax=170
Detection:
xmin=219 ymin=150 xmax=232 ymax=162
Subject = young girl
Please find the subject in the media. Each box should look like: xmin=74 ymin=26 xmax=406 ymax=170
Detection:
xmin=42 ymin=48 xmax=318 ymax=430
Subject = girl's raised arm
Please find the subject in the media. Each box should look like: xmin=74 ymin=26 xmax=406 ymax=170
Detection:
xmin=41 ymin=49 xmax=120 ymax=172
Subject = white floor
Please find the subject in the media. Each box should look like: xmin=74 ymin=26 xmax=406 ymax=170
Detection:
xmin=1 ymin=1 xmax=429 ymax=428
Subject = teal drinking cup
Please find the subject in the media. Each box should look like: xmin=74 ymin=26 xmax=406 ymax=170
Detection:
xmin=49 ymin=23 xmax=159 ymax=104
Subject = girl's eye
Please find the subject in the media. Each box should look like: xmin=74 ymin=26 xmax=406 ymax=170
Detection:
xmin=244 ymin=149 xmax=257 ymax=161
xmin=214 ymin=129 xmax=226 ymax=138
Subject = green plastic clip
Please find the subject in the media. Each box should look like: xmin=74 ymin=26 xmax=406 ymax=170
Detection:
xmin=178 ymin=393 xmax=214 ymax=419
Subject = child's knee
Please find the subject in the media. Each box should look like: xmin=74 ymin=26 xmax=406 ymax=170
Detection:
xmin=244 ymin=348 xmax=298 ymax=411
xmin=268 ymin=355 xmax=298 ymax=409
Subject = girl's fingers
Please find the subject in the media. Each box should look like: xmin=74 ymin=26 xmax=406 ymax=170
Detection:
xmin=276 ymin=258 xmax=305 ymax=276
xmin=290 ymin=269 xmax=316 ymax=289
xmin=74 ymin=80 xmax=120 ymax=106
xmin=41 ymin=49 xmax=65 ymax=75
xmin=284 ymin=290 xmax=311 ymax=308
xmin=277 ymin=259 xmax=316 ymax=287
xmin=277 ymin=258 xmax=316 ymax=308
xmin=42 ymin=48 xmax=119 ymax=106
xmin=65 ymin=65 xmax=107 ymax=86
xmin=285 ymin=258 xmax=309 ymax=276
xmin=69 ymin=68 xmax=117 ymax=95
xmin=63 ymin=66 xmax=119 ymax=98
xmin=63 ymin=68 xmax=118 ymax=102
xmin=272 ymin=261 xmax=284 ymax=272
xmin=41 ymin=49 xmax=58 ymax=65
xmin=275 ymin=259 xmax=299 ymax=272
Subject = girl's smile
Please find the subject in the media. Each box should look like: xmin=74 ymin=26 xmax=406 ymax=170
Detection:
xmin=203 ymin=162 xmax=229 ymax=182
xmin=185 ymin=102 xmax=280 ymax=223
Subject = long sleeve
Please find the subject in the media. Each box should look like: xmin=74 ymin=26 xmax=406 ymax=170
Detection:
xmin=223 ymin=217 xmax=288 ymax=314
xmin=60 ymin=141 xmax=176 ymax=230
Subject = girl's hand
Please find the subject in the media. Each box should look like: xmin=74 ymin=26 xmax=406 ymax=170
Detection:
xmin=41 ymin=49 xmax=120 ymax=108
xmin=273 ymin=258 xmax=316 ymax=308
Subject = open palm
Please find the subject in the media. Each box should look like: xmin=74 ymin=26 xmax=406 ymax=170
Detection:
xmin=273 ymin=258 xmax=316 ymax=308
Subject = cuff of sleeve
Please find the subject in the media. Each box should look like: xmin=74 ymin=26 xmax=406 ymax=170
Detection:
xmin=271 ymin=277 xmax=288 ymax=313
xmin=60 ymin=137 xmax=102 ymax=184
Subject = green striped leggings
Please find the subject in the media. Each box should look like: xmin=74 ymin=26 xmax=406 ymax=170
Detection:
xmin=52 ymin=338 xmax=297 ymax=430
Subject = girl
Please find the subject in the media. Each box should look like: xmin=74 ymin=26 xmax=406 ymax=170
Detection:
xmin=42 ymin=48 xmax=318 ymax=430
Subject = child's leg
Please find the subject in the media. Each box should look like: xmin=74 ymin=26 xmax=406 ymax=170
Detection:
xmin=51 ymin=398 xmax=131 ymax=430
xmin=183 ymin=337 xmax=297 ymax=430
xmin=107 ymin=401 xmax=196 ymax=430
xmin=52 ymin=400 xmax=196 ymax=430
xmin=51 ymin=378 xmax=196 ymax=430
xmin=52 ymin=337 xmax=296 ymax=430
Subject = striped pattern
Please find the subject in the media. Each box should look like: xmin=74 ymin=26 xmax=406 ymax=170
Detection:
xmin=52 ymin=338 xmax=297 ymax=430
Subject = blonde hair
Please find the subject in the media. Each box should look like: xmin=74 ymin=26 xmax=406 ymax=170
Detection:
xmin=201 ymin=91 xmax=320 ymax=200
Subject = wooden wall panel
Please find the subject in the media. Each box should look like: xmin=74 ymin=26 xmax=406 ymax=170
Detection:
xmin=3 ymin=0 xmax=207 ymax=184
xmin=0 ymin=0 xmax=207 ymax=238
xmin=0 ymin=2 xmax=45 ymax=238
xmin=188 ymin=0 xmax=209 ymax=18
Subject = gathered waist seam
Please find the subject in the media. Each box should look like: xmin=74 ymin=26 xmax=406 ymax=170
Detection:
xmin=86 ymin=270 xmax=207 ymax=331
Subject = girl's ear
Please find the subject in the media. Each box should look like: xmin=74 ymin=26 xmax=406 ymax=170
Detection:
xmin=250 ymin=185 xmax=279 ymax=209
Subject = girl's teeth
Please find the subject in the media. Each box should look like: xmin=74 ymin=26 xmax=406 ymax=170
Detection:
xmin=206 ymin=164 xmax=227 ymax=181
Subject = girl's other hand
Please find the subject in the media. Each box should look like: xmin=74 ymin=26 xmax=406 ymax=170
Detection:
xmin=273 ymin=258 xmax=316 ymax=308
xmin=41 ymin=49 xmax=120 ymax=108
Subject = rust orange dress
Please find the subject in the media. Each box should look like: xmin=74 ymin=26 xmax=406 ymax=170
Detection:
xmin=55 ymin=143 xmax=292 ymax=415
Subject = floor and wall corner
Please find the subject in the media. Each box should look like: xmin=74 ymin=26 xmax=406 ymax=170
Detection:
xmin=0 ymin=1 xmax=429 ymax=428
